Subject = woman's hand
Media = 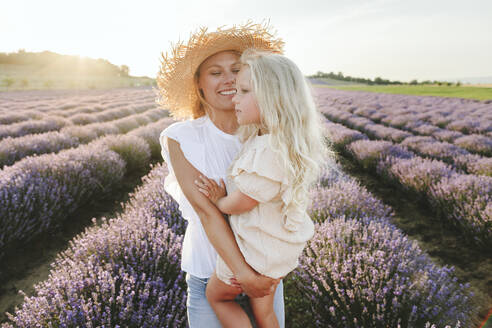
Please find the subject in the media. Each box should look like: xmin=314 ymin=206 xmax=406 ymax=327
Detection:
xmin=195 ymin=175 xmax=226 ymax=205
xmin=234 ymin=269 xmax=280 ymax=298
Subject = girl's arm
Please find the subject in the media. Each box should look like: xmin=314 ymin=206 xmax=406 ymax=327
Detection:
xmin=167 ymin=138 xmax=278 ymax=297
xmin=195 ymin=175 xmax=258 ymax=215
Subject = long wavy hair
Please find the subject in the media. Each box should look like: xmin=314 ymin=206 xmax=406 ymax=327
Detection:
xmin=237 ymin=48 xmax=332 ymax=214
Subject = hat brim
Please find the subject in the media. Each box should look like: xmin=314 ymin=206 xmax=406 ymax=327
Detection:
xmin=156 ymin=22 xmax=284 ymax=119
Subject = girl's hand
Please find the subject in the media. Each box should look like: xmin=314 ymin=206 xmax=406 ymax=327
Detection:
xmin=195 ymin=175 xmax=226 ymax=205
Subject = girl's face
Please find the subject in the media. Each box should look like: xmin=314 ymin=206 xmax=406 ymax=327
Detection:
xmin=197 ymin=51 xmax=240 ymax=112
xmin=232 ymin=66 xmax=261 ymax=126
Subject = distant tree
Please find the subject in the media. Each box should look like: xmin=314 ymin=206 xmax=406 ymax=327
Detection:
xmin=308 ymin=71 xmax=404 ymax=85
xmin=3 ymin=77 xmax=15 ymax=87
xmin=0 ymin=50 xmax=124 ymax=77
xmin=119 ymin=65 xmax=130 ymax=77
xmin=456 ymin=81 xmax=462 ymax=87
xmin=410 ymin=79 xmax=418 ymax=85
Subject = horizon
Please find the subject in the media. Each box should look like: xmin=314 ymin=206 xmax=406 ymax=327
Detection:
xmin=1 ymin=0 xmax=492 ymax=83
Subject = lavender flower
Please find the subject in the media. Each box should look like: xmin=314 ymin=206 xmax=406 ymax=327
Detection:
xmin=429 ymin=173 xmax=492 ymax=245
xmin=308 ymin=182 xmax=394 ymax=223
xmin=0 ymin=144 xmax=126 ymax=266
xmin=347 ymin=140 xmax=413 ymax=171
xmin=2 ymin=162 xmax=187 ymax=327
xmin=385 ymin=157 xmax=456 ymax=194
xmin=296 ymin=216 xmax=476 ymax=327
xmin=0 ymin=116 xmax=70 ymax=141
xmin=323 ymin=121 xmax=368 ymax=150
xmin=454 ymin=134 xmax=492 ymax=156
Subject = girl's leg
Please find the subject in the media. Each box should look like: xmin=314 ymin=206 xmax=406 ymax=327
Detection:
xmin=249 ymin=290 xmax=279 ymax=328
xmin=206 ymin=273 xmax=252 ymax=328
xmin=185 ymin=273 xmax=222 ymax=328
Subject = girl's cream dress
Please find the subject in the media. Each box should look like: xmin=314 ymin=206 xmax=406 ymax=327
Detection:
xmin=216 ymin=134 xmax=315 ymax=284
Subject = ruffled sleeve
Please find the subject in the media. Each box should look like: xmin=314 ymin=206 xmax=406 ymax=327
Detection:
xmin=230 ymin=137 xmax=284 ymax=202
xmin=234 ymin=172 xmax=281 ymax=203
xmin=230 ymin=136 xmax=312 ymax=232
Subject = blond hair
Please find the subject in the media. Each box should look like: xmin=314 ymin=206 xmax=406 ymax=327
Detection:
xmin=237 ymin=49 xmax=333 ymax=215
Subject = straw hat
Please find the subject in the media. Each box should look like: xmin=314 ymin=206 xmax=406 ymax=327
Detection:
xmin=156 ymin=21 xmax=284 ymax=119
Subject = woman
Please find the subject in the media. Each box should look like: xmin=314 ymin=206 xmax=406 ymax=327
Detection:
xmin=157 ymin=22 xmax=285 ymax=327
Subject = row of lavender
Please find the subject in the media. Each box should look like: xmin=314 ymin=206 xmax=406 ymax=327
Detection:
xmin=0 ymin=117 xmax=174 ymax=271
xmin=297 ymin=163 xmax=474 ymax=327
xmin=0 ymin=95 xmax=153 ymax=124
xmin=0 ymin=100 xmax=157 ymax=140
xmin=349 ymin=104 xmax=492 ymax=157
xmin=1 ymin=162 xmax=188 ymax=327
xmin=326 ymin=103 xmax=492 ymax=159
xmin=315 ymin=88 xmax=492 ymax=136
xmin=318 ymin=92 xmax=492 ymax=176
xmin=0 ymin=87 xmax=153 ymax=115
xmin=0 ymin=107 xmax=168 ymax=169
xmin=322 ymin=120 xmax=492 ymax=247
xmin=2 ymin=159 xmax=475 ymax=327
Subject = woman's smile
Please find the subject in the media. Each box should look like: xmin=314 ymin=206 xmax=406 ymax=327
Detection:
xmin=218 ymin=88 xmax=237 ymax=96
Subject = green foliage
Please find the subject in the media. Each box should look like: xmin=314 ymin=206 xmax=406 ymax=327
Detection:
xmin=312 ymin=71 xmax=404 ymax=85
xmin=330 ymin=84 xmax=492 ymax=101
xmin=0 ymin=50 xmax=123 ymax=77
xmin=2 ymin=77 xmax=15 ymax=87
xmin=311 ymin=71 xmax=461 ymax=88
xmin=119 ymin=65 xmax=130 ymax=77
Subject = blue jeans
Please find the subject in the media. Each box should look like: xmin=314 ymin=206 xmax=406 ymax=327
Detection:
xmin=185 ymin=273 xmax=285 ymax=328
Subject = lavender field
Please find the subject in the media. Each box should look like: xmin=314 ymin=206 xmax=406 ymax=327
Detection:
xmin=0 ymin=86 xmax=491 ymax=327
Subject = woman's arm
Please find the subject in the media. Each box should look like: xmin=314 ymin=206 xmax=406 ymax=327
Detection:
xmin=167 ymin=138 xmax=278 ymax=297
xmin=195 ymin=175 xmax=258 ymax=215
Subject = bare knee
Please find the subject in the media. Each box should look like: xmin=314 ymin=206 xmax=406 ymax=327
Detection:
xmin=206 ymin=274 xmax=239 ymax=304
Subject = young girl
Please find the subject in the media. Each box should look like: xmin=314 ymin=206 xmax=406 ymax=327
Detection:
xmin=195 ymin=48 xmax=326 ymax=327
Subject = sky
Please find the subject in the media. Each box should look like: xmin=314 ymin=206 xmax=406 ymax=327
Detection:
xmin=1 ymin=0 xmax=492 ymax=82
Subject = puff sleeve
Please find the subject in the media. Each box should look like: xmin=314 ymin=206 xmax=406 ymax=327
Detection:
xmin=234 ymin=172 xmax=281 ymax=203
xmin=230 ymin=138 xmax=285 ymax=203
xmin=230 ymin=136 xmax=312 ymax=233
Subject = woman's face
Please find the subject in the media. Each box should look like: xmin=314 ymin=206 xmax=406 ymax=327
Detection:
xmin=197 ymin=51 xmax=240 ymax=112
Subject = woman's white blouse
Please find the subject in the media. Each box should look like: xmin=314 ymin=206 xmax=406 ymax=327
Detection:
xmin=159 ymin=115 xmax=242 ymax=278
